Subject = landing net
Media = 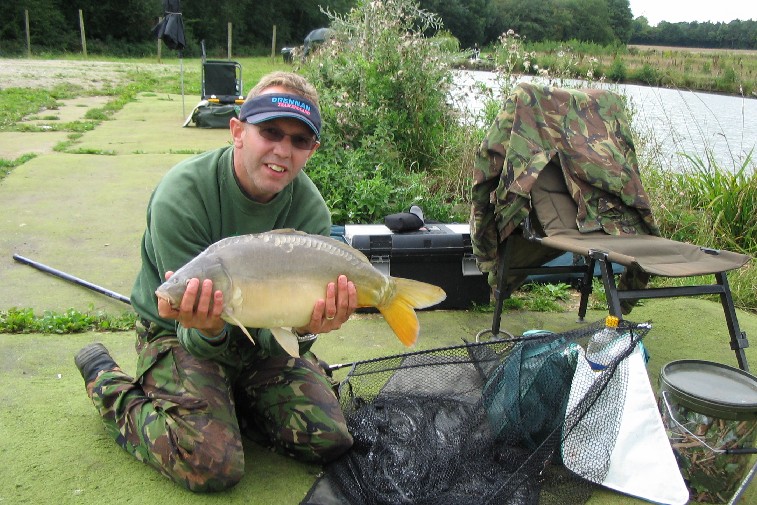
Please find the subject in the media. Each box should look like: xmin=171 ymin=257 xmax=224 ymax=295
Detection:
xmin=303 ymin=320 xmax=649 ymax=505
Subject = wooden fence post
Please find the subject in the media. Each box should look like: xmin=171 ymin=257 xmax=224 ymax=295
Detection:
xmin=79 ymin=9 xmax=87 ymax=57
xmin=157 ymin=16 xmax=163 ymax=63
xmin=272 ymin=25 xmax=277 ymax=62
xmin=25 ymin=9 xmax=31 ymax=57
xmin=228 ymin=22 xmax=232 ymax=59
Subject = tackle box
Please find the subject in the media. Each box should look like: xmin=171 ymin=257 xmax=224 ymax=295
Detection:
xmin=343 ymin=223 xmax=490 ymax=310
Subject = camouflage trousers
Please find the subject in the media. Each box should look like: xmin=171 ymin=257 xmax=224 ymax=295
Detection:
xmin=88 ymin=319 xmax=353 ymax=492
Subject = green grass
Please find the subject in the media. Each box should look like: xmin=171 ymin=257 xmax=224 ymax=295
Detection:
xmin=680 ymin=150 xmax=757 ymax=254
xmin=640 ymin=150 xmax=757 ymax=312
xmin=0 ymin=85 xmax=79 ymax=129
xmin=0 ymin=56 xmax=288 ymax=133
xmin=0 ymin=153 xmax=37 ymax=182
xmin=0 ymin=56 xmax=288 ymax=180
xmin=510 ymin=282 xmax=574 ymax=312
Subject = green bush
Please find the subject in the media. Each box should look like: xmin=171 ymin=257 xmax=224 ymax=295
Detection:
xmin=715 ymin=67 xmax=739 ymax=93
xmin=607 ymin=57 xmax=627 ymax=82
xmin=432 ymin=30 xmax=460 ymax=53
xmin=633 ymin=63 xmax=661 ymax=85
xmin=298 ymin=0 xmax=471 ymax=223
xmin=307 ymin=117 xmax=464 ymax=223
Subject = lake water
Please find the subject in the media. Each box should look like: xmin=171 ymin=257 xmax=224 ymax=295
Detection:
xmin=452 ymin=70 xmax=756 ymax=173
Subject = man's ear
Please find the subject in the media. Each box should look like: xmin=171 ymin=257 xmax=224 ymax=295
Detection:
xmin=230 ymin=117 xmax=245 ymax=147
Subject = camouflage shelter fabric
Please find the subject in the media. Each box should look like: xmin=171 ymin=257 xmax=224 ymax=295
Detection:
xmin=470 ymin=82 xmax=660 ymax=288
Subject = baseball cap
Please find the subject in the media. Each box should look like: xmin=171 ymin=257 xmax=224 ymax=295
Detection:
xmin=239 ymin=93 xmax=321 ymax=138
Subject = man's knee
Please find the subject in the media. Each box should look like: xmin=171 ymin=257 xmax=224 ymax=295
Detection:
xmin=181 ymin=465 xmax=245 ymax=493
xmin=295 ymin=424 xmax=353 ymax=464
xmin=176 ymin=442 xmax=246 ymax=492
xmin=163 ymin=424 xmax=246 ymax=493
xmin=316 ymin=428 xmax=353 ymax=463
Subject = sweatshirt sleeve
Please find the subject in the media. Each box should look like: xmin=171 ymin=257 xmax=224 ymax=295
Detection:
xmin=136 ymin=153 xmax=227 ymax=360
xmin=177 ymin=324 xmax=231 ymax=358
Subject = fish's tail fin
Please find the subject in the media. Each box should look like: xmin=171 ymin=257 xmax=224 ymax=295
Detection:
xmin=378 ymin=278 xmax=446 ymax=346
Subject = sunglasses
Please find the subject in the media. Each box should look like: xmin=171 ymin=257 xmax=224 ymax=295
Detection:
xmin=254 ymin=125 xmax=319 ymax=150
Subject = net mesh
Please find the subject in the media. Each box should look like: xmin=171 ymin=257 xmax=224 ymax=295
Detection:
xmin=303 ymin=320 xmax=650 ymax=505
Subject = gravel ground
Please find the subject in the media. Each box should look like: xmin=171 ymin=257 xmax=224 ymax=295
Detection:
xmin=0 ymin=58 xmax=176 ymax=90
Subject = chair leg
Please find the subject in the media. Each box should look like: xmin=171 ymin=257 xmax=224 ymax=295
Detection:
xmin=491 ymin=238 xmax=516 ymax=337
xmin=594 ymin=253 xmax=623 ymax=318
xmin=716 ymin=272 xmax=750 ymax=372
xmin=576 ymin=256 xmax=596 ymax=322
xmin=593 ymin=253 xmax=750 ymax=371
xmin=491 ymin=288 xmax=505 ymax=336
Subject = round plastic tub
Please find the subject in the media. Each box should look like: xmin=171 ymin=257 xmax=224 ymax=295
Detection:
xmin=659 ymin=359 xmax=757 ymax=503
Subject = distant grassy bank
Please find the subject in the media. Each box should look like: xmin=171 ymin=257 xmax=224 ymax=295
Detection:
xmin=629 ymin=45 xmax=757 ymax=56
xmin=460 ymin=41 xmax=757 ymax=97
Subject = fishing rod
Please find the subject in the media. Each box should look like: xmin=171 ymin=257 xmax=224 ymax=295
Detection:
xmin=12 ymin=254 xmax=131 ymax=305
xmin=326 ymin=361 xmax=355 ymax=372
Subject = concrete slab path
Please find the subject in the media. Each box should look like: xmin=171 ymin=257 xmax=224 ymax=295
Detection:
xmin=74 ymin=93 xmax=232 ymax=154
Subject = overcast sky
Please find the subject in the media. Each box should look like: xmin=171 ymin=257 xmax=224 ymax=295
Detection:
xmin=628 ymin=0 xmax=757 ymax=26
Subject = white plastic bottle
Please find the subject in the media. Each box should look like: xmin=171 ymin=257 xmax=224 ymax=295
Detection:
xmin=586 ymin=315 xmax=621 ymax=371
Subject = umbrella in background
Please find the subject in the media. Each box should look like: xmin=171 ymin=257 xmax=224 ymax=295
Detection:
xmin=304 ymin=28 xmax=335 ymax=56
xmin=152 ymin=0 xmax=187 ymax=116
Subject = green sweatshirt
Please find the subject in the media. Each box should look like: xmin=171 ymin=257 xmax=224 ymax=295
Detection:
xmin=130 ymin=146 xmax=331 ymax=359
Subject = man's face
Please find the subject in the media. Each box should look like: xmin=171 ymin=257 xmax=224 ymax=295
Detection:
xmin=230 ymin=88 xmax=319 ymax=203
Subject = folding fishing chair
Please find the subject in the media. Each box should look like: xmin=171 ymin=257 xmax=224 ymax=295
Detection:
xmin=200 ymin=40 xmax=244 ymax=105
xmin=201 ymin=61 xmax=244 ymax=104
xmin=183 ymin=42 xmax=246 ymax=127
xmin=471 ymin=82 xmax=752 ymax=370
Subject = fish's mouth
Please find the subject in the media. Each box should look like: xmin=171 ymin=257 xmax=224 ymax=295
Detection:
xmin=155 ymin=291 xmax=179 ymax=310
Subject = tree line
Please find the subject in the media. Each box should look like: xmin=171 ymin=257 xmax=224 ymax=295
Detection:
xmin=0 ymin=0 xmax=354 ymax=57
xmin=631 ymin=18 xmax=757 ymax=49
xmin=1 ymin=0 xmax=755 ymax=57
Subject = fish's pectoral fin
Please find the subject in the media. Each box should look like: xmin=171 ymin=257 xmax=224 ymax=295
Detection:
xmin=225 ymin=312 xmax=256 ymax=346
xmin=270 ymin=327 xmax=301 ymax=357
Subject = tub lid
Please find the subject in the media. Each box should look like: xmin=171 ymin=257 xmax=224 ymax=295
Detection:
xmin=662 ymin=360 xmax=757 ymax=414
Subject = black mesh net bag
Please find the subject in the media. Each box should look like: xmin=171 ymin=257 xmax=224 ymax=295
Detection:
xmin=302 ymin=319 xmax=650 ymax=505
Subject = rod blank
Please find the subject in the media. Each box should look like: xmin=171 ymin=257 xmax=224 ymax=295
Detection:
xmin=12 ymin=254 xmax=131 ymax=305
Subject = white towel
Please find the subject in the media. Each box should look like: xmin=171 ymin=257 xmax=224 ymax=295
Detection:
xmin=563 ymin=344 xmax=689 ymax=505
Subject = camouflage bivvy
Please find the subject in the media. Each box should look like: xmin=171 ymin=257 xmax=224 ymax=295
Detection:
xmin=88 ymin=318 xmax=352 ymax=492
